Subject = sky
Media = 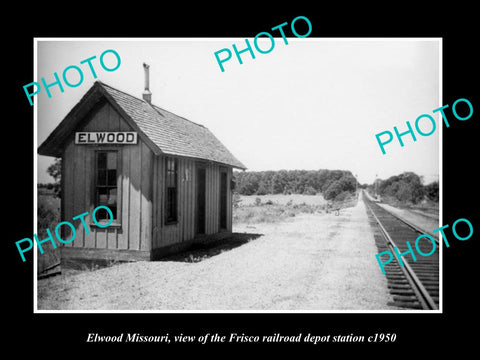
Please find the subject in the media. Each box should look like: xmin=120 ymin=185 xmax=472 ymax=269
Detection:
xmin=36 ymin=38 xmax=440 ymax=185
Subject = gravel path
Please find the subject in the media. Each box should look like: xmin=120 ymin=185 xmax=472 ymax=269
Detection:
xmin=377 ymin=203 xmax=439 ymax=239
xmin=38 ymin=193 xmax=393 ymax=311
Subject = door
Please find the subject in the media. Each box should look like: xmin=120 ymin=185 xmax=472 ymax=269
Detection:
xmin=196 ymin=166 xmax=206 ymax=235
xmin=219 ymin=171 xmax=228 ymax=230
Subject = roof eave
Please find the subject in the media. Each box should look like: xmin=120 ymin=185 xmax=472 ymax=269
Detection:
xmin=37 ymin=82 xmax=163 ymax=158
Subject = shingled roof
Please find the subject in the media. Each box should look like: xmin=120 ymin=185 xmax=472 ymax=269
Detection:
xmin=38 ymin=81 xmax=246 ymax=170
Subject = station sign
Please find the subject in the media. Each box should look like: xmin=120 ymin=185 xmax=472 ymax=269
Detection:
xmin=75 ymin=131 xmax=137 ymax=145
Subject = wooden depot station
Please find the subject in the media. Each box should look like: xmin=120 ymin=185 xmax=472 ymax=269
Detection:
xmin=38 ymin=65 xmax=246 ymax=261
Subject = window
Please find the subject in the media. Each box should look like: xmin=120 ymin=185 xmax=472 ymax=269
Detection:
xmin=96 ymin=151 xmax=118 ymax=221
xmin=165 ymin=157 xmax=178 ymax=223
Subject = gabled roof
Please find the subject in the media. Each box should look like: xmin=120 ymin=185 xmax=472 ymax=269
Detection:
xmin=38 ymin=81 xmax=246 ymax=170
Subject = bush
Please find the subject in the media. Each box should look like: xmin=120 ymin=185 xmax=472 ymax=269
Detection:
xmin=377 ymin=172 xmax=425 ymax=204
xmin=37 ymin=202 xmax=61 ymax=274
xmin=324 ymin=180 xmax=343 ymax=200
xmin=233 ymin=192 xmax=242 ymax=208
xmin=334 ymin=191 xmax=351 ymax=202
xmin=232 ymin=199 xmax=323 ymax=224
xmin=37 ymin=203 xmax=59 ymax=237
xmin=256 ymin=183 xmax=269 ymax=195
xmin=424 ymin=181 xmax=439 ymax=202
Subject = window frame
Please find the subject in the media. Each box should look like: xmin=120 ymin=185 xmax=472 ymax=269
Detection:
xmin=164 ymin=156 xmax=178 ymax=225
xmin=92 ymin=148 xmax=122 ymax=228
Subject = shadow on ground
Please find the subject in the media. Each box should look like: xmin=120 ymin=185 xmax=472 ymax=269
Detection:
xmin=161 ymin=232 xmax=263 ymax=263
xmin=43 ymin=233 xmax=264 ymax=277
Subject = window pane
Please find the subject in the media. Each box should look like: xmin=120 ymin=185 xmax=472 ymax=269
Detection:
xmin=95 ymin=151 xmax=118 ymax=221
xmin=96 ymin=208 xmax=106 ymax=220
xmin=97 ymin=152 xmax=107 ymax=169
xmin=98 ymin=206 xmax=116 ymax=221
xmin=167 ymin=158 xmax=176 ymax=188
xmin=107 ymin=152 xmax=117 ymax=169
xmin=97 ymin=169 xmax=107 ymax=186
xmin=167 ymin=187 xmax=177 ymax=221
xmin=107 ymin=169 xmax=117 ymax=186
xmin=165 ymin=158 xmax=177 ymax=223
xmin=166 ymin=190 xmax=172 ymax=215
xmin=108 ymin=188 xmax=117 ymax=206
xmin=108 ymin=206 xmax=117 ymax=220
xmin=98 ymin=188 xmax=108 ymax=205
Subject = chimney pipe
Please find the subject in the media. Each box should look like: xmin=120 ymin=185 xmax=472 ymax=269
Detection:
xmin=142 ymin=63 xmax=152 ymax=103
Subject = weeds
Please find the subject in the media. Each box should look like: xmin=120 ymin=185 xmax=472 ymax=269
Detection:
xmin=233 ymin=194 xmax=359 ymax=224
xmin=37 ymin=200 xmax=61 ymax=275
xmin=233 ymin=199 xmax=324 ymax=224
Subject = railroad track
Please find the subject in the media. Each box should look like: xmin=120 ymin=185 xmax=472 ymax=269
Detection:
xmin=363 ymin=194 xmax=439 ymax=310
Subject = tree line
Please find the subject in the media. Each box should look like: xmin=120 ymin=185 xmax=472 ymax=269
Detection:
xmin=233 ymin=169 xmax=358 ymax=201
xmin=369 ymin=172 xmax=439 ymax=204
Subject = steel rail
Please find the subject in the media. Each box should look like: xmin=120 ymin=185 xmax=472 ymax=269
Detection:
xmin=375 ymin=203 xmax=439 ymax=245
xmin=365 ymin=199 xmax=438 ymax=310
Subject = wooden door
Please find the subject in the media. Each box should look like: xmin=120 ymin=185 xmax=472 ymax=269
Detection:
xmin=219 ymin=171 xmax=228 ymax=229
xmin=196 ymin=167 xmax=206 ymax=235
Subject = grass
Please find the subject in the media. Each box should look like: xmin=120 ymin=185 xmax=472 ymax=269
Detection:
xmin=378 ymin=195 xmax=439 ymax=217
xmin=37 ymin=189 xmax=61 ymax=275
xmin=233 ymin=193 xmax=358 ymax=224
xmin=238 ymin=194 xmax=328 ymax=206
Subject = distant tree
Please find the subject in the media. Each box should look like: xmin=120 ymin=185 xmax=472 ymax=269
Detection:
xmin=376 ymin=172 xmax=425 ymax=204
xmin=324 ymin=180 xmax=344 ymax=200
xmin=235 ymin=171 xmax=259 ymax=195
xmin=46 ymin=158 xmax=62 ymax=198
xmin=338 ymin=173 xmax=356 ymax=192
xmin=47 ymin=158 xmax=61 ymax=182
xmin=271 ymin=171 xmax=287 ymax=194
xmin=334 ymin=191 xmax=351 ymax=202
xmin=424 ymin=181 xmax=439 ymax=202
xmin=234 ymin=169 xmax=358 ymax=198
xmin=256 ymin=181 xmax=269 ymax=195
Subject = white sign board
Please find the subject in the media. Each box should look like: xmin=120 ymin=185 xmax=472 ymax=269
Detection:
xmin=75 ymin=132 xmax=137 ymax=145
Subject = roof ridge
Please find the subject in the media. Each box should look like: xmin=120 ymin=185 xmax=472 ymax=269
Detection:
xmin=96 ymin=80 xmax=146 ymax=103
xmin=97 ymin=81 xmax=205 ymax=128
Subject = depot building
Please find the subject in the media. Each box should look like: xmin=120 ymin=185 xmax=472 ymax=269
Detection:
xmin=38 ymin=66 xmax=246 ymax=261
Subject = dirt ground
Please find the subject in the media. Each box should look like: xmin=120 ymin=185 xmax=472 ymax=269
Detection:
xmin=37 ymin=192 xmax=395 ymax=311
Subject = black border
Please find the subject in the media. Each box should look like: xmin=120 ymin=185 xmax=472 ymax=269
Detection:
xmin=7 ymin=4 xmax=478 ymax=355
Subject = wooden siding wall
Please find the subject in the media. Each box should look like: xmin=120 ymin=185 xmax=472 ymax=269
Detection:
xmin=152 ymin=157 xmax=232 ymax=249
xmin=62 ymin=102 xmax=153 ymax=252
